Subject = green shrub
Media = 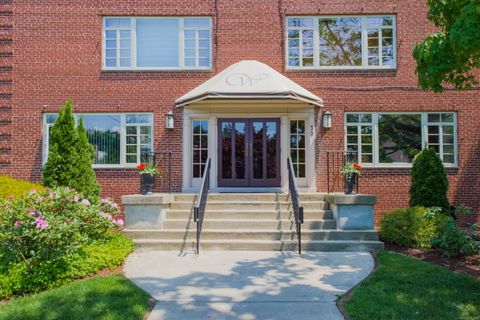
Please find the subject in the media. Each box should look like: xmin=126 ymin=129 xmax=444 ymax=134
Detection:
xmin=42 ymin=100 xmax=100 ymax=200
xmin=409 ymin=148 xmax=449 ymax=209
xmin=0 ymin=176 xmax=44 ymax=199
xmin=433 ymin=219 xmax=480 ymax=257
xmin=74 ymin=117 xmax=100 ymax=199
xmin=380 ymin=207 xmax=448 ymax=249
xmin=0 ymin=234 xmax=133 ymax=298
xmin=0 ymin=187 xmax=127 ymax=298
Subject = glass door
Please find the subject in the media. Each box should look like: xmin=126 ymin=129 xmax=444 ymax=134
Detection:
xmin=218 ymin=118 xmax=280 ymax=187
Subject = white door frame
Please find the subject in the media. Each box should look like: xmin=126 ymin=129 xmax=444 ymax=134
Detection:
xmin=181 ymin=103 xmax=317 ymax=193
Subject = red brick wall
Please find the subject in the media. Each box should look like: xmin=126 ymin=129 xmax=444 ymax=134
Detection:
xmin=3 ymin=0 xmax=479 ymax=225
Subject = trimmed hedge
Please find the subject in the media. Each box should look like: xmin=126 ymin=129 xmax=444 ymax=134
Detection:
xmin=380 ymin=207 xmax=448 ymax=249
xmin=0 ymin=176 xmax=44 ymax=199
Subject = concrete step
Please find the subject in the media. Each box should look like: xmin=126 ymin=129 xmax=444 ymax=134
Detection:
xmin=133 ymin=239 xmax=384 ymax=252
xmin=165 ymin=209 xmax=333 ymax=220
xmin=170 ymin=201 xmax=328 ymax=211
xmin=124 ymin=229 xmax=379 ymax=241
xmin=172 ymin=193 xmax=327 ymax=203
xmin=163 ymin=219 xmax=337 ymax=230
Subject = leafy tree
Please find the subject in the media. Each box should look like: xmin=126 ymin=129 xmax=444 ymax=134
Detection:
xmin=75 ymin=117 xmax=100 ymax=198
xmin=42 ymin=100 xmax=100 ymax=199
xmin=413 ymin=0 xmax=480 ymax=92
xmin=409 ymin=148 xmax=449 ymax=209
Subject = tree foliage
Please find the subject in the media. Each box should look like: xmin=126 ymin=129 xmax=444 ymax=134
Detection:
xmin=413 ymin=0 xmax=480 ymax=92
xmin=409 ymin=148 xmax=449 ymax=209
xmin=42 ymin=100 xmax=100 ymax=199
xmin=75 ymin=117 xmax=100 ymax=198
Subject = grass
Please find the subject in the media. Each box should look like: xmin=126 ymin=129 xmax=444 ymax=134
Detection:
xmin=343 ymin=251 xmax=480 ymax=320
xmin=0 ymin=275 xmax=151 ymax=320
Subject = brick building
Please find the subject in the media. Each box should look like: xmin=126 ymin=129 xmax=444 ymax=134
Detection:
xmin=1 ymin=1 xmax=479 ymax=226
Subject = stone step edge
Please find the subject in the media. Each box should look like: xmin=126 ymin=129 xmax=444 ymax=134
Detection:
xmin=167 ymin=209 xmax=332 ymax=213
xmin=124 ymin=229 xmax=376 ymax=233
xmin=133 ymin=239 xmax=383 ymax=245
xmin=172 ymin=200 xmax=326 ymax=204
xmin=163 ymin=219 xmax=335 ymax=222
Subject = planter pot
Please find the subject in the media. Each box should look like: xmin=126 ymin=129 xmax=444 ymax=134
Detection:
xmin=141 ymin=173 xmax=155 ymax=195
xmin=344 ymin=172 xmax=357 ymax=195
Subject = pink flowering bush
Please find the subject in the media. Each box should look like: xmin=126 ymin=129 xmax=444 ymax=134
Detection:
xmin=0 ymin=187 xmax=131 ymax=298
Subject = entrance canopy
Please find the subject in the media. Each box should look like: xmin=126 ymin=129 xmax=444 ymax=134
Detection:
xmin=175 ymin=60 xmax=323 ymax=107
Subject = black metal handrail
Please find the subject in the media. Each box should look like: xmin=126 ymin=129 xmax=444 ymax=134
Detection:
xmin=288 ymin=157 xmax=304 ymax=254
xmin=140 ymin=152 xmax=172 ymax=194
xmin=326 ymin=151 xmax=359 ymax=194
xmin=193 ymin=158 xmax=211 ymax=254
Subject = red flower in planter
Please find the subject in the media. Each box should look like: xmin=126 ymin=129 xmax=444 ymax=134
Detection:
xmin=353 ymin=164 xmax=362 ymax=170
xmin=136 ymin=163 xmax=146 ymax=171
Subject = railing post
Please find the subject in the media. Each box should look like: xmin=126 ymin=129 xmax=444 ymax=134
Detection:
xmin=326 ymin=152 xmax=330 ymax=194
xmin=168 ymin=152 xmax=172 ymax=194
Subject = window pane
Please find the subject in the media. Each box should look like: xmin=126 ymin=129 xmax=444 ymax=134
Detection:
xmin=319 ymin=17 xmax=362 ymax=66
xmin=428 ymin=113 xmax=441 ymax=122
xmin=441 ymin=113 xmax=454 ymax=122
xmin=346 ymin=114 xmax=360 ymax=123
xmin=443 ymin=154 xmax=455 ymax=163
xmin=46 ymin=114 xmax=58 ymax=124
xmin=428 ymin=126 xmax=439 ymax=134
xmin=199 ymin=58 xmax=210 ymax=66
xmin=443 ymin=125 xmax=454 ymax=134
xmin=378 ymin=114 xmax=422 ymax=163
xmin=105 ymin=18 xmax=131 ymax=28
xmin=288 ymin=18 xmax=314 ymax=27
xmin=184 ymin=18 xmax=210 ymax=28
xmin=347 ymin=126 xmax=357 ymax=134
xmin=126 ymin=114 xmax=152 ymax=124
xmin=82 ymin=115 xmax=121 ymax=165
xmin=137 ymin=19 xmax=180 ymax=67
xmin=126 ymin=155 xmax=137 ymax=163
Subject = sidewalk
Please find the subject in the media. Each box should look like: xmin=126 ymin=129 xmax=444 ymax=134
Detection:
xmin=124 ymin=251 xmax=374 ymax=320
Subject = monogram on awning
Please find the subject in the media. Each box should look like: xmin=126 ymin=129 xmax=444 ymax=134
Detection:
xmin=175 ymin=60 xmax=323 ymax=107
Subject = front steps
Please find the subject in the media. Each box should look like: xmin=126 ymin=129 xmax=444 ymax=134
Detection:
xmin=123 ymin=193 xmax=384 ymax=252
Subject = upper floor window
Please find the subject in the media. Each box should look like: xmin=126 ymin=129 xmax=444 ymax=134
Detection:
xmin=103 ymin=17 xmax=212 ymax=70
xmin=286 ymin=16 xmax=396 ymax=70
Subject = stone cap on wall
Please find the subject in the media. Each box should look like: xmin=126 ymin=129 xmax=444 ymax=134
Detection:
xmin=121 ymin=194 xmax=174 ymax=205
xmin=324 ymin=194 xmax=377 ymax=205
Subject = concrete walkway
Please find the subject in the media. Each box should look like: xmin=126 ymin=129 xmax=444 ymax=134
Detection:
xmin=124 ymin=250 xmax=374 ymax=320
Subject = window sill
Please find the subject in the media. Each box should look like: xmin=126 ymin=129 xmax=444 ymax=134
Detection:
xmin=285 ymin=67 xmax=397 ymax=74
xmin=93 ymin=165 xmax=138 ymax=170
xmin=360 ymin=164 xmax=458 ymax=169
xmin=101 ymin=68 xmax=213 ymax=73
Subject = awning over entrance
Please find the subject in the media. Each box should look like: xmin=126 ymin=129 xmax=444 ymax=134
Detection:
xmin=175 ymin=60 xmax=323 ymax=107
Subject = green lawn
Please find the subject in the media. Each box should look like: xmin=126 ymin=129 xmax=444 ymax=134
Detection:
xmin=0 ymin=275 xmax=150 ymax=320
xmin=343 ymin=251 xmax=480 ymax=320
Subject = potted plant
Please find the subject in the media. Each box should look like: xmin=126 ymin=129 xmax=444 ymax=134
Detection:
xmin=341 ymin=162 xmax=361 ymax=195
xmin=137 ymin=163 xmax=160 ymax=195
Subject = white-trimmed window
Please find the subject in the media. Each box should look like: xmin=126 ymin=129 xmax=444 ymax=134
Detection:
xmin=286 ymin=15 xmax=396 ymax=70
xmin=103 ymin=17 xmax=212 ymax=70
xmin=43 ymin=113 xmax=154 ymax=167
xmin=345 ymin=112 xmax=457 ymax=167
xmin=192 ymin=120 xmax=208 ymax=178
xmin=290 ymin=120 xmax=306 ymax=178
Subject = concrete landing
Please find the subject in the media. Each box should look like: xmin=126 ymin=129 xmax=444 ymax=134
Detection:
xmin=124 ymin=250 xmax=374 ymax=320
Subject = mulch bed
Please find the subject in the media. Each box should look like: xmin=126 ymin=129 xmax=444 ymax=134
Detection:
xmin=385 ymin=243 xmax=480 ymax=279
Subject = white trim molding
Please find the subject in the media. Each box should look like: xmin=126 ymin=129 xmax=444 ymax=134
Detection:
xmin=181 ymin=103 xmax=317 ymax=192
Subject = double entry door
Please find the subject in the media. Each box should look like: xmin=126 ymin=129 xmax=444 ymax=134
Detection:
xmin=218 ymin=118 xmax=281 ymax=187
